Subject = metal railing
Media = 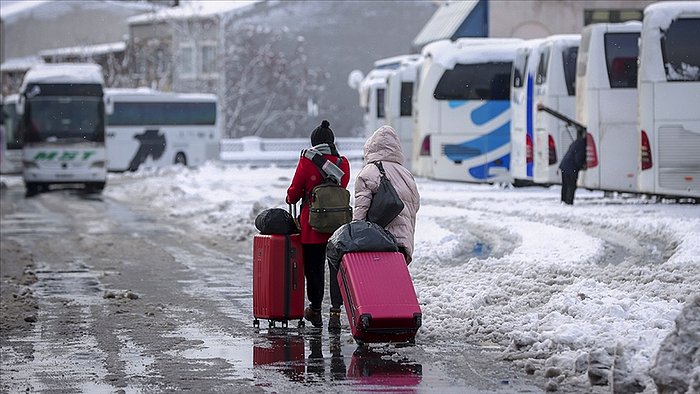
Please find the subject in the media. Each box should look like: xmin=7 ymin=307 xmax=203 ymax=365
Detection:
xmin=220 ymin=136 xmax=365 ymax=165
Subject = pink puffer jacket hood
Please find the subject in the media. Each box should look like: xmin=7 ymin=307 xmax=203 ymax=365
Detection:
xmin=354 ymin=126 xmax=420 ymax=260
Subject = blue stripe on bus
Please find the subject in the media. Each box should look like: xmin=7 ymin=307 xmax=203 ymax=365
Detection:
xmin=471 ymin=100 xmax=510 ymax=126
xmin=443 ymin=121 xmax=511 ymax=162
xmin=448 ymin=100 xmax=467 ymax=108
xmin=526 ymin=74 xmax=533 ymax=177
xmin=469 ymin=153 xmax=511 ymax=180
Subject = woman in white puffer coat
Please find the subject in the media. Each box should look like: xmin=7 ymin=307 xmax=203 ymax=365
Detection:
xmin=353 ymin=125 xmax=420 ymax=263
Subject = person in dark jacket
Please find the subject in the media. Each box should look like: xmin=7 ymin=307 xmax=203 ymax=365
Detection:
xmin=558 ymin=135 xmax=587 ymax=205
xmin=286 ymin=120 xmax=350 ymax=330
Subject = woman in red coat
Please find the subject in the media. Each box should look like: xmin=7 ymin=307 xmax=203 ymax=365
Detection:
xmin=286 ymin=120 xmax=350 ymax=330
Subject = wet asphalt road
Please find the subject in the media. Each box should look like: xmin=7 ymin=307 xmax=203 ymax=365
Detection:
xmin=0 ymin=180 xmax=546 ymax=393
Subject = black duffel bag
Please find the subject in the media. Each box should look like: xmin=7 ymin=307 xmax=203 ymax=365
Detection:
xmin=326 ymin=220 xmax=399 ymax=270
xmin=255 ymin=206 xmax=299 ymax=235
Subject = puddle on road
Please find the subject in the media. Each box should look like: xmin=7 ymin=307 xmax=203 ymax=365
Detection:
xmin=163 ymin=323 xmax=469 ymax=392
xmin=471 ymin=241 xmax=491 ymax=258
xmin=34 ymin=262 xmax=104 ymax=305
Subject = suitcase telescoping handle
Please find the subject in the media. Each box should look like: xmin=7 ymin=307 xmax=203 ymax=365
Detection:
xmin=288 ymin=203 xmax=299 ymax=292
xmin=289 ymin=203 xmax=300 ymax=232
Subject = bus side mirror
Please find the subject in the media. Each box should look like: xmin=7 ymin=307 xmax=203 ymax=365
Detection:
xmin=105 ymin=97 xmax=114 ymax=115
xmin=348 ymin=70 xmax=364 ymax=90
xmin=16 ymin=95 xmax=24 ymax=115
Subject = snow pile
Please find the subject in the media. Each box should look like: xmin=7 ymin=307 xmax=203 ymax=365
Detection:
xmin=649 ymin=294 xmax=700 ymax=393
xmin=98 ymin=161 xmax=699 ymax=391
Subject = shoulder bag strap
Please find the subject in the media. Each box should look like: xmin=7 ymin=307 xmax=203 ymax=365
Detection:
xmin=373 ymin=161 xmax=387 ymax=178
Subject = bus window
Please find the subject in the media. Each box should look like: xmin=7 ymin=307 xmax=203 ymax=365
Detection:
xmin=604 ymin=32 xmax=640 ymax=88
xmin=2 ymin=102 xmax=21 ymax=149
xmin=512 ymin=53 xmax=528 ymax=88
xmin=562 ymin=46 xmax=579 ymax=95
xmin=364 ymin=89 xmax=370 ymax=113
xmin=434 ymin=62 xmax=513 ymax=100
xmin=536 ymin=48 xmax=551 ymax=85
xmin=376 ymin=88 xmax=385 ymax=118
xmin=400 ymin=82 xmax=413 ymax=116
xmin=108 ymin=102 xmax=216 ymax=126
xmin=661 ymin=18 xmax=700 ymax=81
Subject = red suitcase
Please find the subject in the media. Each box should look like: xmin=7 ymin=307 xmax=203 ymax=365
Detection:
xmin=253 ymin=234 xmax=305 ymax=328
xmin=253 ymin=333 xmax=305 ymax=381
xmin=337 ymin=251 xmax=422 ymax=344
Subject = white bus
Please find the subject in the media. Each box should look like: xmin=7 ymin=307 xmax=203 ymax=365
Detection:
xmin=384 ymin=56 xmax=423 ymax=170
xmin=1 ymin=94 xmax=22 ymax=174
xmin=350 ymin=55 xmax=420 ymax=137
xmin=532 ymin=34 xmax=580 ymax=185
xmin=576 ymin=21 xmax=642 ymax=193
xmin=638 ymin=1 xmax=700 ymax=199
xmin=413 ymin=38 xmax=522 ymax=182
xmin=104 ymin=88 xmax=219 ymax=172
xmin=510 ymin=39 xmax=543 ymax=185
xmin=17 ymin=63 xmax=108 ymax=195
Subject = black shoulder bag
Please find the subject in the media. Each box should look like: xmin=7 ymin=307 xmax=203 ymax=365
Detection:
xmin=367 ymin=161 xmax=405 ymax=228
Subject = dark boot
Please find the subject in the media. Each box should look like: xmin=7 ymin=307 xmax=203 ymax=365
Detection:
xmin=328 ymin=307 xmax=342 ymax=332
xmin=304 ymin=306 xmax=323 ymax=328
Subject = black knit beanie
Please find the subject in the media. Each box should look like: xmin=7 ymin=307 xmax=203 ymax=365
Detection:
xmin=310 ymin=120 xmax=335 ymax=147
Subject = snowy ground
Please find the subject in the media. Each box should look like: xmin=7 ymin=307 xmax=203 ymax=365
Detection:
xmin=43 ymin=160 xmax=699 ymax=390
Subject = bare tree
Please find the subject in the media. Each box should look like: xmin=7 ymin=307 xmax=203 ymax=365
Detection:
xmin=222 ymin=24 xmax=327 ymax=138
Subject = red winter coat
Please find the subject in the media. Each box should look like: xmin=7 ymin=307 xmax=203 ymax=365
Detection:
xmin=286 ymin=154 xmax=350 ymax=244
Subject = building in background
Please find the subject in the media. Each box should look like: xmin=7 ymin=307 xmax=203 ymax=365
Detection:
xmin=412 ymin=0 xmax=659 ymax=52
xmin=125 ymin=0 xmax=436 ymax=138
xmin=0 ymin=0 xmax=154 ymax=96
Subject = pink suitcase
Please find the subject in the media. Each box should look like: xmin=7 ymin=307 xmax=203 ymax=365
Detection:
xmin=337 ymin=251 xmax=422 ymax=344
xmin=253 ymin=234 xmax=305 ymax=328
xmin=348 ymin=346 xmax=422 ymax=387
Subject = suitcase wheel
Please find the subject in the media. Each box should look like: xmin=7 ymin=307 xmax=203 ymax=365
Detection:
xmin=253 ymin=319 xmax=260 ymax=328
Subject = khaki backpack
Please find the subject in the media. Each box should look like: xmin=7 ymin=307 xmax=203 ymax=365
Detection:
xmin=307 ymin=157 xmax=352 ymax=234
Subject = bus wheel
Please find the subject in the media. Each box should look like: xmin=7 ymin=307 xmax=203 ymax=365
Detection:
xmin=25 ymin=183 xmax=40 ymax=197
xmin=174 ymin=152 xmax=187 ymax=166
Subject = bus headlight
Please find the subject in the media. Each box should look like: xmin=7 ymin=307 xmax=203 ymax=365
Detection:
xmin=90 ymin=161 xmax=106 ymax=168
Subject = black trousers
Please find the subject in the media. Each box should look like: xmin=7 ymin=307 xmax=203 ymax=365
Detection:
xmin=302 ymin=243 xmax=343 ymax=310
xmin=561 ymin=171 xmax=578 ymax=205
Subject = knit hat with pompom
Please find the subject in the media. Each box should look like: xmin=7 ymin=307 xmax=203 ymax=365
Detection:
xmin=310 ymin=120 xmax=335 ymax=146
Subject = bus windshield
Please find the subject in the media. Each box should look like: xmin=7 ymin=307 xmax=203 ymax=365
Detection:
xmin=562 ymin=46 xmax=579 ymax=95
xmin=434 ymin=62 xmax=512 ymax=100
xmin=512 ymin=53 xmax=528 ymax=88
xmin=604 ymin=32 xmax=640 ymax=88
xmin=25 ymin=96 xmax=104 ymax=143
xmin=662 ymin=18 xmax=700 ymax=81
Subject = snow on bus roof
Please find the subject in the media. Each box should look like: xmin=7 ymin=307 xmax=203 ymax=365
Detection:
xmin=644 ymin=1 xmax=700 ymax=31
xmin=423 ymin=38 xmax=523 ymax=70
xmin=21 ymin=63 xmax=104 ymax=87
xmin=539 ymin=34 xmax=581 ymax=49
xmin=640 ymin=1 xmax=700 ymax=83
xmin=373 ymin=54 xmax=422 ymax=69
